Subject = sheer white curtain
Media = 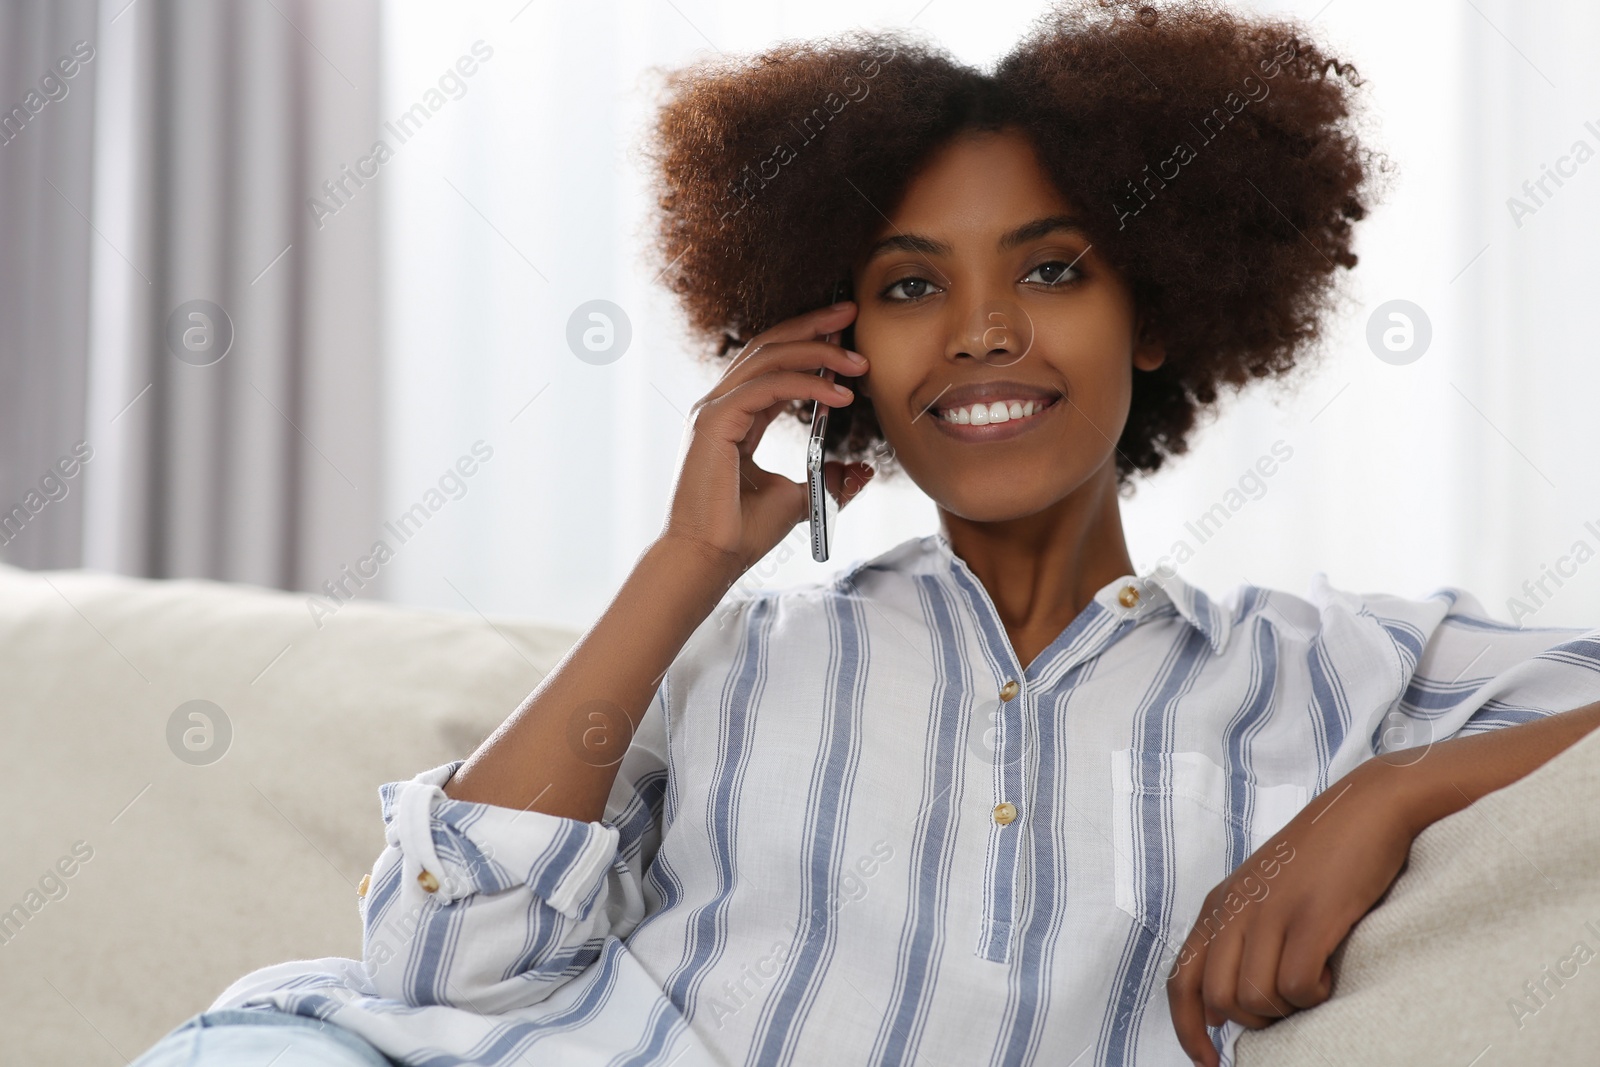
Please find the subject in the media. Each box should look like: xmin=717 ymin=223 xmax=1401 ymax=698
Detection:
xmin=378 ymin=0 xmax=1600 ymax=631
xmin=1128 ymin=0 xmax=1600 ymax=629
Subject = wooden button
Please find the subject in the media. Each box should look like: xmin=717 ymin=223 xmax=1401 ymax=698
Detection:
xmin=993 ymin=801 xmax=1017 ymax=826
xmin=417 ymin=869 xmax=440 ymax=893
xmin=1117 ymin=584 xmax=1141 ymax=608
xmin=999 ymin=679 xmax=1019 ymax=701
xmin=357 ymin=873 xmax=371 ymax=898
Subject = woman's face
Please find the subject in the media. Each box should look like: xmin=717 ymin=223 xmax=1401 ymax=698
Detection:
xmin=851 ymin=126 xmax=1164 ymax=522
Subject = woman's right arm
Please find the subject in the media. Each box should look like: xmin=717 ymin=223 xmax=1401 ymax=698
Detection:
xmin=442 ymin=299 xmax=871 ymax=819
xmin=360 ymin=301 xmax=875 ymax=1009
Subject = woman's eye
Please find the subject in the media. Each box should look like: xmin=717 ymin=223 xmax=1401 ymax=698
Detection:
xmin=1023 ymin=260 xmax=1082 ymax=287
xmin=882 ymin=275 xmax=938 ymax=302
xmin=881 ymin=261 xmax=1083 ymax=302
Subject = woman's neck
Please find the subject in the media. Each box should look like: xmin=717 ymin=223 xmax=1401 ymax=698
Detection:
xmin=937 ymin=460 xmax=1136 ymax=671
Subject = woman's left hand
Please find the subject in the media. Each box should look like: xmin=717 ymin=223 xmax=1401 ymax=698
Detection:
xmin=1166 ymin=758 xmax=1418 ymax=1067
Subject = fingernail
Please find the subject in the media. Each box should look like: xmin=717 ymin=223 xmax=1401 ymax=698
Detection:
xmin=833 ymin=384 xmax=853 ymax=398
xmin=846 ymin=350 xmax=867 ymax=363
xmin=830 ymin=300 xmax=852 ymax=309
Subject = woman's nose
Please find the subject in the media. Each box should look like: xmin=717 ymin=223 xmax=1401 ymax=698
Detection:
xmin=945 ymin=297 xmax=1035 ymax=368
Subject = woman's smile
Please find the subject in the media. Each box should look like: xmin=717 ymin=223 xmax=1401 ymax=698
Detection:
xmin=929 ymin=390 xmax=1064 ymax=442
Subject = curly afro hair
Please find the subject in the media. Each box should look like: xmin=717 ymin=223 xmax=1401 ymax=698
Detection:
xmin=643 ymin=0 xmax=1387 ymax=485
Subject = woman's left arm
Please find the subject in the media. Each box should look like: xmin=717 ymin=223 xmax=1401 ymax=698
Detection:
xmin=1167 ymin=699 xmax=1600 ymax=1067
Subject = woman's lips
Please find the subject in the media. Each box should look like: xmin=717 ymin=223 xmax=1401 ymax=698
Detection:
xmin=934 ymin=395 xmax=1056 ymax=441
xmin=934 ymin=396 xmax=1049 ymax=425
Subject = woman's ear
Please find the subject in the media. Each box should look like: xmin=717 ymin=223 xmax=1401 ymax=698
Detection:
xmin=1133 ymin=340 xmax=1166 ymax=372
xmin=1132 ymin=315 xmax=1166 ymax=372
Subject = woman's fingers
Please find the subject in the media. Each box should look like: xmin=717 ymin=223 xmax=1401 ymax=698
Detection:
xmin=1167 ymin=925 xmax=1219 ymax=1067
xmin=1277 ymin=918 xmax=1338 ymax=1009
xmin=1236 ymin=924 xmax=1294 ymax=1022
xmin=697 ymin=371 xmax=854 ymax=451
xmin=720 ymin=340 xmax=867 ymax=402
xmin=735 ymin=323 xmax=837 ymax=451
xmin=1199 ymin=923 xmax=1274 ymax=1030
xmin=737 ymin=397 xmax=788 ymax=459
xmin=726 ymin=302 xmax=855 ymax=375
xmin=662 ymin=301 xmax=868 ymax=573
xmin=713 ymin=305 xmax=865 ymax=400
xmin=718 ymin=312 xmax=864 ymax=460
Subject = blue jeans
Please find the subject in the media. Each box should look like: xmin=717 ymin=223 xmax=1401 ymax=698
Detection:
xmin=130 ymin=1009 xmax=397 ymax=1066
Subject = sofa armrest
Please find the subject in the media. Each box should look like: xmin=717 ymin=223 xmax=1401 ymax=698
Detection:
xmin=1235 ymin=724 xmax=1600 ymax=1066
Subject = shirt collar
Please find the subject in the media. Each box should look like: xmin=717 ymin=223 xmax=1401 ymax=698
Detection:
xmin=1133 ymin=569 xmax=1232 ymax=654
xmin=926 ymin=531 xmax=1232 ymax=656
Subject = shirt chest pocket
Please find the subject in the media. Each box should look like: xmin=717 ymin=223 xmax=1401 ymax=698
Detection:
xmin=1108 ymin=749 xmax=1307 ymax=943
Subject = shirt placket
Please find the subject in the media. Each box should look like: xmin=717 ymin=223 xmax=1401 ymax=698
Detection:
xmin=947 ymin=561 xmax=1159 ymax=963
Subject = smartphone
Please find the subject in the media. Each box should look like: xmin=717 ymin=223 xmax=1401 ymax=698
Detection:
xmin=808 ymin=280 xmax=853 ymax=562
xmin=806 ymin=381 xmax=835 ymax=562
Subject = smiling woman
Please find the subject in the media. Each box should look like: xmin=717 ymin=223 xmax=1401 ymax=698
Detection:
xmin=843 ymin=128 xmax=1167 ymax=555
xmin=125 ymin=4 xmax=1600 ymax=1067
xmin=644 ymin=0 xmax=1380 ymax=484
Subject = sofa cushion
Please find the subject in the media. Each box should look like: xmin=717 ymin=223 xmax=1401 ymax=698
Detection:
xmin=0 ymin=563 xmax=578 ymax=1066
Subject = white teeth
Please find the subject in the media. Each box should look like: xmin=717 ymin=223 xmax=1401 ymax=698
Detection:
xmin=939 ymin=398 xmax=1048 ymax=425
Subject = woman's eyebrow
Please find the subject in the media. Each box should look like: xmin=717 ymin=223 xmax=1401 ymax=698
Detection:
xmin=862 ymin=214 xmax=1085 ymax=263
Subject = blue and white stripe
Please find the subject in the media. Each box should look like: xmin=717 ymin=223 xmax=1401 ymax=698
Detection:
xmin=200 ymin=536 xmax=1600 ymax=1067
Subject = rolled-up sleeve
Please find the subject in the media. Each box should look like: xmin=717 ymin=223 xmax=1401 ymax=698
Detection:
xmin=1366 ymin=588 xmax=1600 ymax=755
xmin=359 ymin=676 xmax=671 ymax=1012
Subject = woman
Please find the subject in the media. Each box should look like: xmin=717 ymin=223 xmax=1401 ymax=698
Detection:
xmin=131 ymin=2 xmax=1600 ymax=1065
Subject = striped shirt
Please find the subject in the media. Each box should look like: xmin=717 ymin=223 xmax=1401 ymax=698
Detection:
xmin=210 ymin=531 xmax=1600 ymax=1066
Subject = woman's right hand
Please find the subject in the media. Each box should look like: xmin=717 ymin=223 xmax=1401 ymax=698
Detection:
xmin=660 ymin=301 xmax=877 ymax=578
xmin=446 ymin=303 xmax=874 ymax=824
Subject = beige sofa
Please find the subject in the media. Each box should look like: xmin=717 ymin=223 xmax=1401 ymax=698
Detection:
xmin=0 ymin=562 xmax=576 ymax=1064
xmin=2 ymin=562 xmax=1596 ymax=1065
